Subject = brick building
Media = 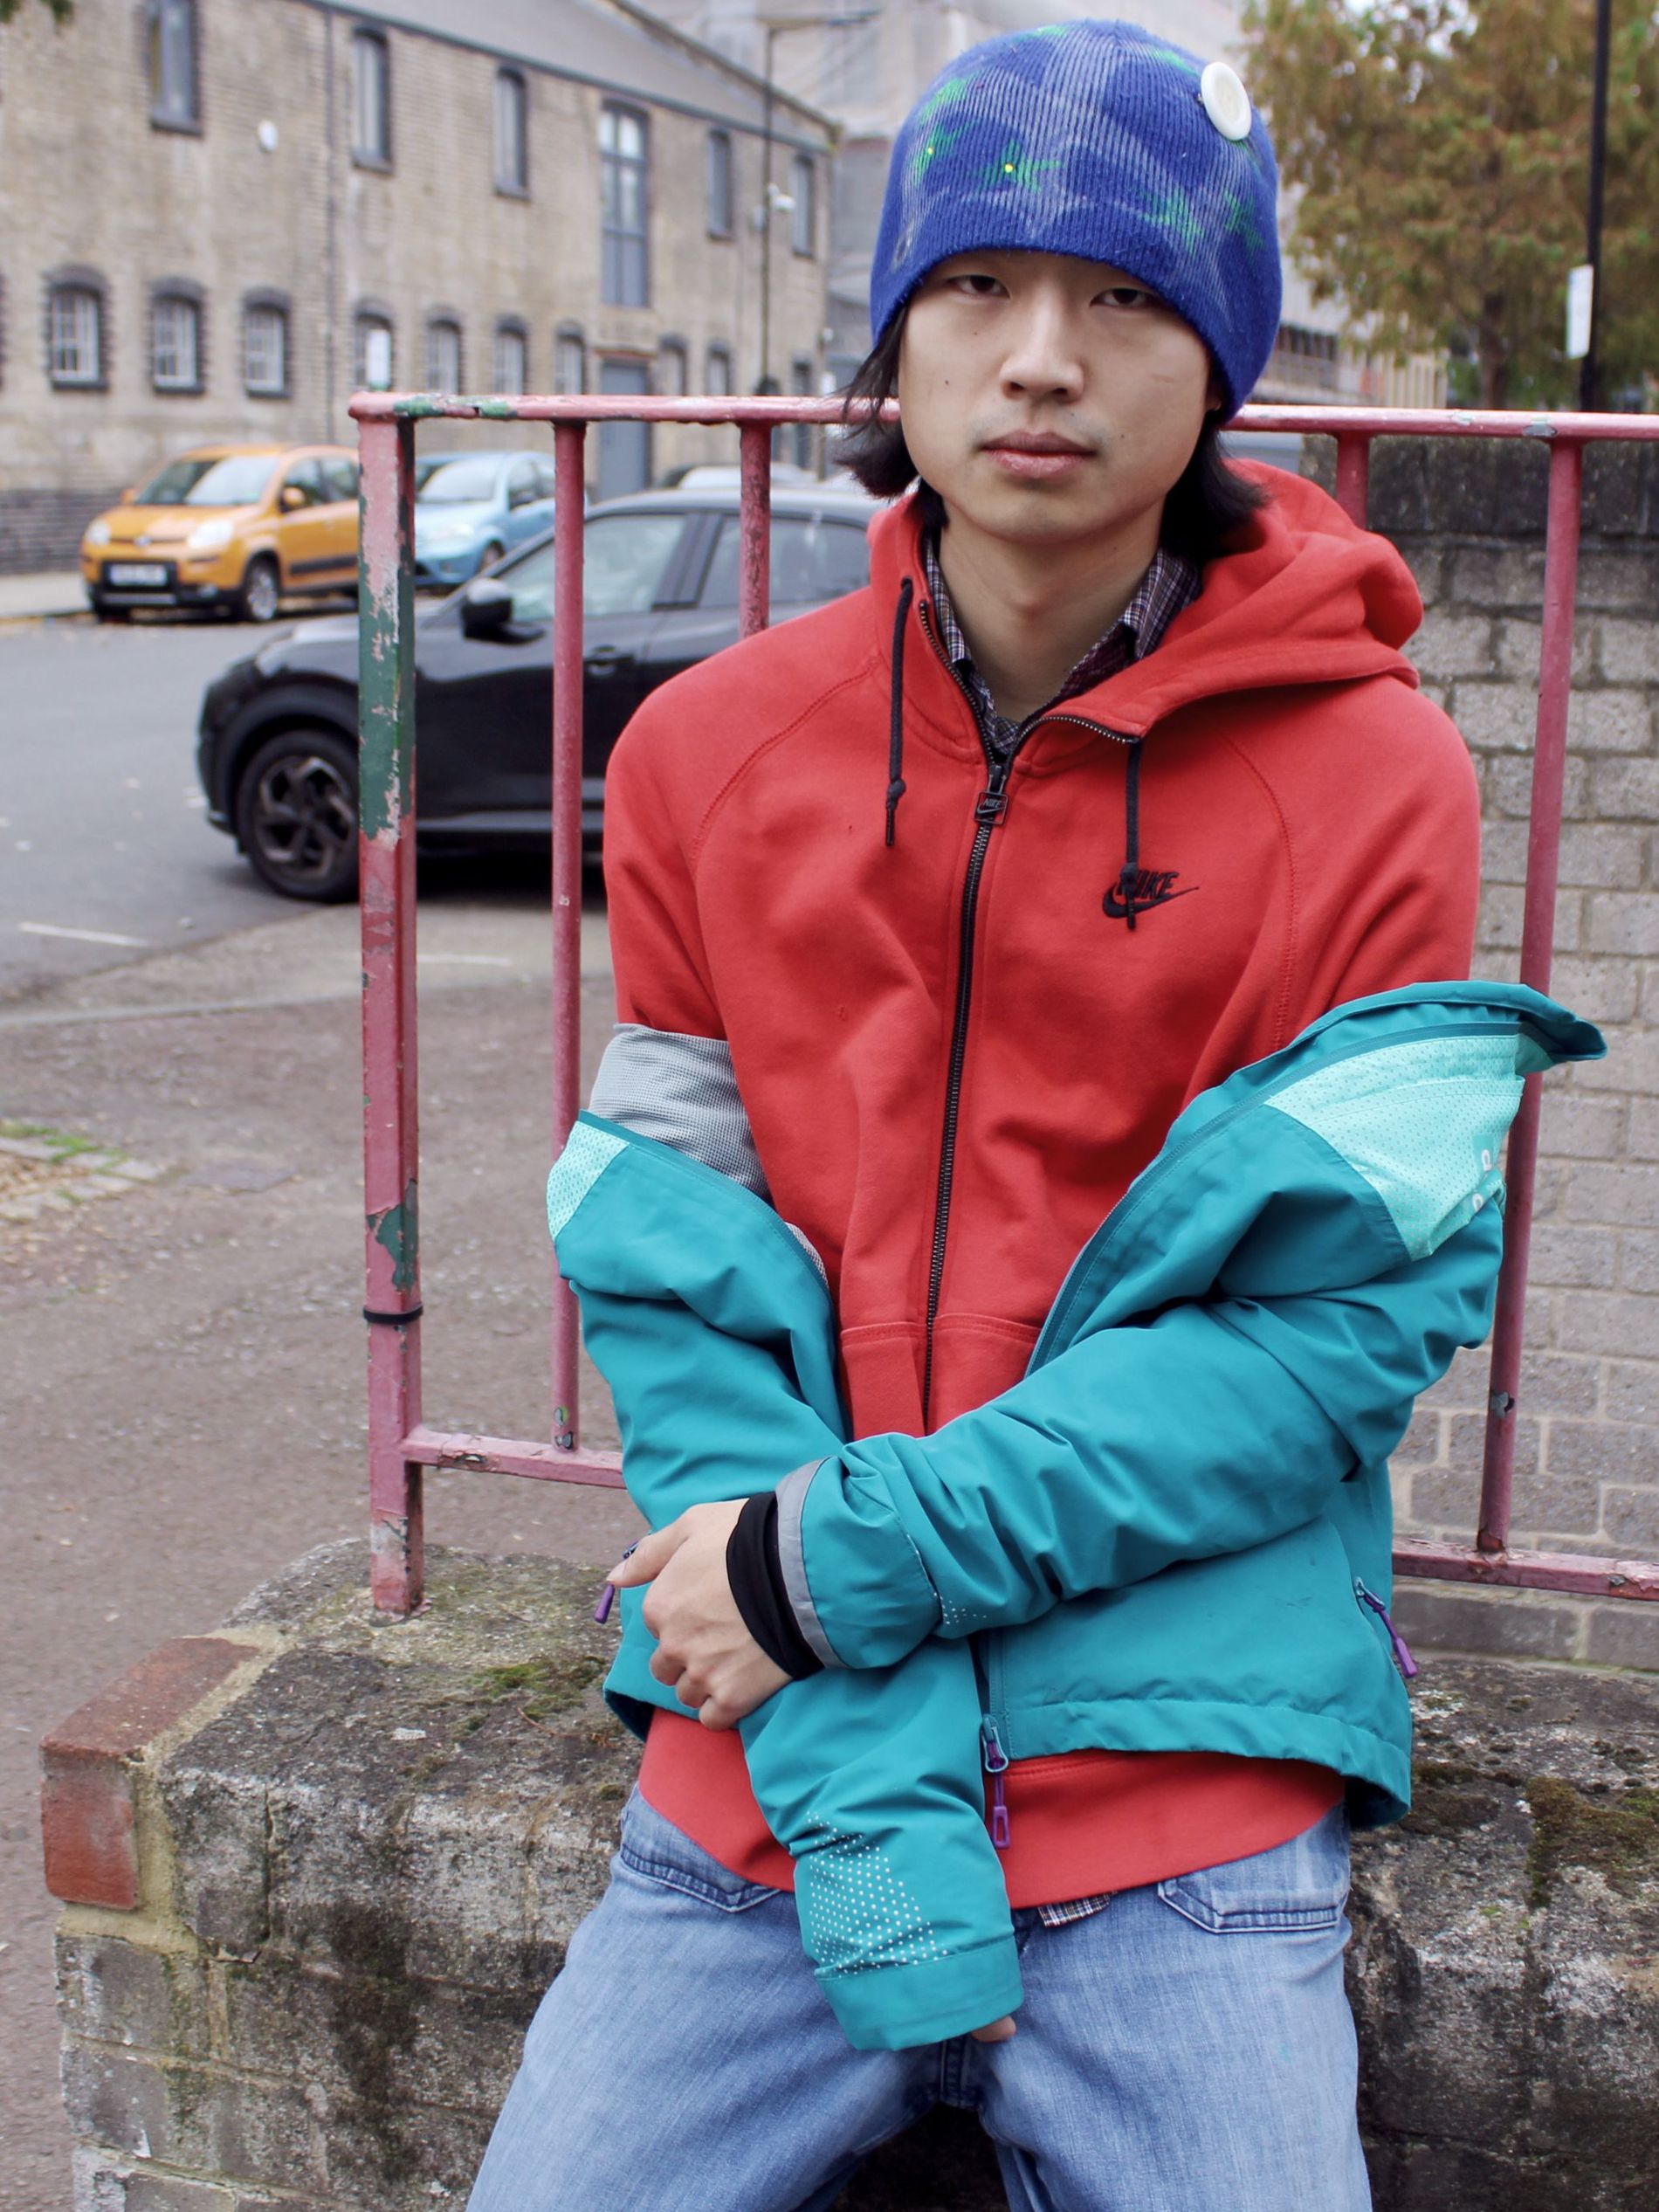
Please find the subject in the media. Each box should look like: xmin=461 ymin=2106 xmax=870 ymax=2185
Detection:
xmin=0 ymin=0 xmax=835 ymax=571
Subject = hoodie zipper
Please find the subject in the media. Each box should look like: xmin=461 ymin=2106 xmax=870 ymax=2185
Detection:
xmin=913 ymin=596 xmax=1134 ymax=1426
xmin=981 ymin=1716 xmax=1012 ymax=1850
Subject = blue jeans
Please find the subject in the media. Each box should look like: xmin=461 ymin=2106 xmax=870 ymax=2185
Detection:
xmin=469 ymin=1790 xmax=1370 ymax=2212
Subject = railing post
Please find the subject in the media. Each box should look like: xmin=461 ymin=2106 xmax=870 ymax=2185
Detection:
xmin=357 ymin=407 xmax=424 ymax=1613
xmin=1333 ymin=432 xmax=1370 ymax=527
xmin=550 ymin=418 xmax=589 ymax=1452
xmin=739 ymin=421 xmax=772 ymax=637
xmin=1477 ymin=436 xmax=1584 ymax=1554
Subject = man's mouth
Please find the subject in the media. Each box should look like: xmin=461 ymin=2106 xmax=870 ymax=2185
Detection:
xmin=981 ymin=432 xmax=1094 ymax=480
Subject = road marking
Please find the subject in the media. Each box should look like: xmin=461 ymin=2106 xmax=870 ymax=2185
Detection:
xmin=18 ymin=921 xmax=148 ymax=947
xmin=419 ymin=952 xmax=513 ymax=967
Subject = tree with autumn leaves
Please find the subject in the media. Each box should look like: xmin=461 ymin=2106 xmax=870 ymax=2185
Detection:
xmin=1241 ymin=0 xmax=1658 ymax=407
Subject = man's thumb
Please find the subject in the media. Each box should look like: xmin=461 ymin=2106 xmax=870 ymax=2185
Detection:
xmin=608 ymin=1526 xmax=674 ymax=1588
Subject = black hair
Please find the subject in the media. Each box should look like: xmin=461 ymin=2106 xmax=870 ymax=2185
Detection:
xmin=836 ymin=309 xmax=1269 ymax=567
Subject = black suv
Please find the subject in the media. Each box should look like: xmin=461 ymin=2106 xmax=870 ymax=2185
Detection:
xmin=196 ymin=483 xmax=877 ymax=900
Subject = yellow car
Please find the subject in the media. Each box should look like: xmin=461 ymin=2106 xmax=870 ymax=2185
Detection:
xmin=80 ymin=444 xmax=360 ymax=624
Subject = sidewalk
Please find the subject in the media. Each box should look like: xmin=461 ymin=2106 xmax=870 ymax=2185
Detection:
xmin=0 ymin=572 xmax=87 ymax=624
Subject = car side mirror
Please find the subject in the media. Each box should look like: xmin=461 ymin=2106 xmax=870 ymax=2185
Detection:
xmin=459 ymin=577 xmax=516 ymax=637
xmin=279 ymin=484 xmax=306 ymax=511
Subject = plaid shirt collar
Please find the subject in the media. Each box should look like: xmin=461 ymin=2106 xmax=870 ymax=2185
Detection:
xmin=919 ymin=531 xmax=1200 ymax=754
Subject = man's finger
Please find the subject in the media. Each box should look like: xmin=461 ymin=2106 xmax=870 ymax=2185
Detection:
xmin=609 ymin=1522 xmax=684 ymax=1587
xmin=969 ymin=2016 xmax=1017 ymax=2044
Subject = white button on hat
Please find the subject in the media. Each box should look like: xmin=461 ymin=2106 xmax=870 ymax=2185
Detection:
xmin=1200 ymin=60 xmax=1253 ymax=141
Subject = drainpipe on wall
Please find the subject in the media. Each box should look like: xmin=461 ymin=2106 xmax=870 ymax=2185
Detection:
xmin=323 ymin=5 xmax=340 ymax=439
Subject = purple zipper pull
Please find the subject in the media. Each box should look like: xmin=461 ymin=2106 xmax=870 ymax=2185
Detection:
xmin=1357 ymin=1582 xmax=1419 ymax=1680
xmin=595 ymin=1540 xmax=641 ymax=1626
xmin=982 ymin=1721 xmax=1012 ymax=1851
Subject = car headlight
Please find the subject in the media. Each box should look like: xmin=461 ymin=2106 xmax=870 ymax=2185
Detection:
xmin=84 ymin=519 xmax=112 ymax=548
xmin=186 ymin=518 xmax=236 ymax=555
xmin=419 ymin=518 xmax=473 ymax=548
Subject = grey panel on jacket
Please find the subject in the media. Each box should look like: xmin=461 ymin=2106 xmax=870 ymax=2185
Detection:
xmin=589 ymin=1023 xmax=828 ymax=1284
xmin=590 ymin=1023 xmax=772 ymax=1196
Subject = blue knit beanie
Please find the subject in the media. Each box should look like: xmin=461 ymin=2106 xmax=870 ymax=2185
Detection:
xmin=870 ymin=19 xmax=1281 ymax=418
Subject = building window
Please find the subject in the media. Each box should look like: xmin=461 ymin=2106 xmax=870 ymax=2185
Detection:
xmin=148 ymin=0 xmax=198 ymax=127
xmin=600 ymin=104 xmax=649 ymax=307
xmin=244 ymin=299 xmax=289 ymax=396
xmin=790 ymin=153 xmax=816 ymax=257
xmin=705 ymin=343 xmax=732 ymax=396
xmin=658 ymin=338 xmax=687 ymax=397
xmin=48 ymin=283 xmax=104 ymax=387
xmin=355 ymin=312 xmax=394 ymax=390
xmin=790 ymin=357 xmax=815 ymax=469
xmin=352 ymin=28 xmax=391 ymax=166
xmin=492 ymin=320 xmax=527 ymax=394
xmin=554 ymin=327 xmax=585 ymax=396
xmin=425 ymin=316 xmax=462 ymax=392
xmin=495 ymin=68 xmax=527 ymax=194
xmin=151 ymin=292 xmax=202 ymax=392
xmin=706 ymin=129 xmax=733 ymax=238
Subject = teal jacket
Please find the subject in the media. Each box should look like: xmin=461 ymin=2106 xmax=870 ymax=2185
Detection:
xmin=548 ymin=982 xmax=1600 ymax=2050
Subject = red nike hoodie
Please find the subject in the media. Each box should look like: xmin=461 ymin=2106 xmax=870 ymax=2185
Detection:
xmin=604 ymin=466 xmax=1481 ymax=1903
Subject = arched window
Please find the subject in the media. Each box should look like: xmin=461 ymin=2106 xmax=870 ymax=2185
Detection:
xmin=352 ymin=28 xmax=391 ymax=166
xmin=706 ymin=130 xmax=733 ymax=238
xmin=47 ymin=275 xmax=106 ymax=389
xmin=148 ymin=0 xmax=198 ymax=128
xmin=705 ymin=343 xmax=732 ymax=397
xmin=657 ymin=337 xmax=687 ymax=397
xmin=554 ymin=326 xmax=586 ymax=396
xmin=790 ymin=153 xmax=816 ymax=258
xmin=355 ymin=309 xmax=394 ymax=391
xmin=495 ymin=68 xmax=528 ymax=194
xmin=151 ymin=284 xmax=203 ymax=392
xmin=424 ymin=316 xmax=463 ymax=392
xmin=492 ymin=320 xmax=527 ymax=395
xmin=600 ymin=105 xmax=649 ymax=307
xmin=243 ymin=293 xmax=290 ymax=396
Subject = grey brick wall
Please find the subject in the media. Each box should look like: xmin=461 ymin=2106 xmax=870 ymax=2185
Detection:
xmin=1341 ymin=439 xmax=1659 ymax=1670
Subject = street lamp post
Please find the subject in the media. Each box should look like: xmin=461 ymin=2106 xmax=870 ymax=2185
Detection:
xmin=1579 ymin=0 xmax=1613 ymax=410
xmin=755 ymin=10 xmax=877 ymax=401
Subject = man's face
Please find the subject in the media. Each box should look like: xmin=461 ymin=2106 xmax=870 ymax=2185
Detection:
xmin=897 ymin=250 xmax=1217 ymax=550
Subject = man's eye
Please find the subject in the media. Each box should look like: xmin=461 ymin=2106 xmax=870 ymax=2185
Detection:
xmin=950 ymin=273 xmax=1004 ymax=296
xmin=1101 ymin=286 xmax=1154 ymax=308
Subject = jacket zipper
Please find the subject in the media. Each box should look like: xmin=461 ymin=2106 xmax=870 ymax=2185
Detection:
xmin=912 ymin=596 xmax=1133 ymax=1427
xmin=981 ymin=1716 xmax=1012 ymax=1850
xmin=1355 ymin=1579 xmax=1419 ymax=1680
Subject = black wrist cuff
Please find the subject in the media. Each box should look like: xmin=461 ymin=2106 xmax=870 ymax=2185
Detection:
xmin=726 ymin=1492 xmax=823 ymax=1680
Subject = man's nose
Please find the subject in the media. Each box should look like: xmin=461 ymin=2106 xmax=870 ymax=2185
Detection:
xmin=999 ymin=298 xmax=1085 ymax=401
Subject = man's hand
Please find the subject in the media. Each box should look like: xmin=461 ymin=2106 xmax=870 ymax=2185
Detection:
xmin=609 ymin=1501 xmax=792 ymax=1730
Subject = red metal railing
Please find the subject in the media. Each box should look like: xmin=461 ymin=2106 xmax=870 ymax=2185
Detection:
xmin=352 ymin=395 xmax=1659 ymax=1616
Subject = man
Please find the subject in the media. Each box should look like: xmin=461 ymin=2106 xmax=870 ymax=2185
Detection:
xmin=467 ymin=21 xmax=1559 ymax=2209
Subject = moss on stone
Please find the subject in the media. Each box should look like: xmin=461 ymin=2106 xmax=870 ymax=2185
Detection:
xmin=1525 ymin=1775 xmax=1659 ymax=1908
xmin=466 ymin=1650 xmax=607 ymax=1724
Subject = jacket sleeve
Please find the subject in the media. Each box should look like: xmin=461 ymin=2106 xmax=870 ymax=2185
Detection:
xmin=780 ymin=1207 xmax=1504 ymax=1671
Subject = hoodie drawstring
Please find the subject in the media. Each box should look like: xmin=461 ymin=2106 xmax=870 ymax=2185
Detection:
xmin=1115 ymin=739 xmax=1146 ymax=931
xmin=885 ymin=577 xmax=913 ymax=848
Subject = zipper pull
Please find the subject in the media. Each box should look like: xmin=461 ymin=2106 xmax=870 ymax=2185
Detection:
xmin=974 ymin=760 xmax=1012 ymax=826
xmin=981 ymin=1720 xmax=1011 ymax=1850
xmin=594 ymin=1540 xmax=640 ymax=1626
xmin=1356 ymin=1581 xmax=1419 ymax=1681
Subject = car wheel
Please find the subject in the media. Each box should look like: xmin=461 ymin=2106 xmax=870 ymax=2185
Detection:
xmin=237 ymin=555 xmax=282 ymax=624
xmin=91 ymin=599 xmax=132 ymax=623
xmin=234 ymin=728 xmax=359 ymax=902
xmin=478 ymin=541 xmax=506 ymax=572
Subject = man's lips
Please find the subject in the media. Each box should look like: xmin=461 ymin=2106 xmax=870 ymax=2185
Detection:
xmin=981 ymin=434 xmax=1094 ymax=480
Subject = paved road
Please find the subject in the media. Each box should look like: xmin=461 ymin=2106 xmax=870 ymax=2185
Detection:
xmin=0 ymin=616 xmax=636 ymax=2207
xmin=0 ymin=614 xmax=322 ymax=1003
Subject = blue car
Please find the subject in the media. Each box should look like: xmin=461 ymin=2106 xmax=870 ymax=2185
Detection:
xmin=412 ymin=449 xmax=565 ymax=588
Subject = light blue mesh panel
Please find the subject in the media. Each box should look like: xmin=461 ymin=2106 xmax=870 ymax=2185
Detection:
xmin=799 ymin=1823 xmax=949 ymax=1975
xmin=1263 ymin=1034 xmax=1542 ymax=1260
xmin=546 ymin=1122 xmax=627 ymax=1241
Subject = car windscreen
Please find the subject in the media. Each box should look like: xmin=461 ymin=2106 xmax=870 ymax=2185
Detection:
xmin=501 ymin=512 xmax=687 ymax=624
xmin=137 ymin=454 xmax=276 ymax=507
xmin=418 ymin=457 xmax=502 ymax=504
xmin=699 ymin=514 xmax=871 ymax=608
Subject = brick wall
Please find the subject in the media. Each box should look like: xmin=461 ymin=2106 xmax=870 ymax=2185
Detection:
xmin=1327 ymin=438 xmax=1659 ymax=1670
